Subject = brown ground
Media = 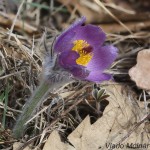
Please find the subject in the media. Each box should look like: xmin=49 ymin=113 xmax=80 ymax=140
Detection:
xmin=0 ymin=0 xmax=150 ymax=149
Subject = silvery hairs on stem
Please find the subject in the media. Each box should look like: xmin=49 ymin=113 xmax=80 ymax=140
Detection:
xmin=13 ymin=34 xmax=73 ymax=139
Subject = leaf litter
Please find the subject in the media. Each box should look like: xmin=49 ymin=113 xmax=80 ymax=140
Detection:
xmin=43 ymin=84 xmax=149 ymax=150
xmin=0 ymin=0 xmax=149 ymax=150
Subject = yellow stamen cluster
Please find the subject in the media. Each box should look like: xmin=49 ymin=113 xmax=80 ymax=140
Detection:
xmin=72 ymin=40 xmax=92 ymax=66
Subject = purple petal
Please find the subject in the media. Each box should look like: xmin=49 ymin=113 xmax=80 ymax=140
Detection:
xmin=74 ymin=24 xmax=106 ymax=48
xmin=58 ymin=51 xmax=89 ymax=79
xmin=71 ymin=66 xmax=90 ymax=79
xmin=86 ymin=72 xmax=112 ymax=82
xmin=54 ymin=17 xmax=86 ymax=53
xmin=58 ymin=51 xmax=79 ymax=68
xmin=87 ymin=45 xmax=118 ymax=72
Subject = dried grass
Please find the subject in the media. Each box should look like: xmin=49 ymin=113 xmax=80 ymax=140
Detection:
xmin=0 ymin=0 xmax=149 ymax=150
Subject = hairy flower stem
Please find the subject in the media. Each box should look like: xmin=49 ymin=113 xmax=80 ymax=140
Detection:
xmin=96 ymin=101 xmax=102 ymax=116
xmin=13 ymin=80 xmax=50 ymax=138
xmin=13 ymin=73 xmax=71 ymax=139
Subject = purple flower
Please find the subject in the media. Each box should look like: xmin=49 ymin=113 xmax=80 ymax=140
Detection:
xmin=53 ymin=17 xmax=118 ymax=83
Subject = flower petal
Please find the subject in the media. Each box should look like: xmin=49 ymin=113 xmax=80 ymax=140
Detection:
xmin=87 ymin=45 xmax=118 ymax=72
xmin=74 ymin=24 xmax=106 ymax=48
xmin=58 ymin=51 xmax=79 ymax=68
xmin=58 ymin=51 xmax=89 ymax=79
xmin=86 ymin=71 xmax=112 ymax=82
xmin=71 ymin=66 xmax=90 ymax=79
xmin=54 ymin=16 xmax=86 ymax=53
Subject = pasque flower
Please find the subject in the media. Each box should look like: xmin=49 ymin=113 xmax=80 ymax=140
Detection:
xmin=13 ymin=17 xmax=118 ymax=138
xmin=54 ymin=17 xmax=118 ymax=82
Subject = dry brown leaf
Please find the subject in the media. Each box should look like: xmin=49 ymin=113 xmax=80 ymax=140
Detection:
xmin=100 ymin=20 xmax=150 ymax=33
xmin=13 ymin=142 xmax=30 ymax=150
xmin=43 ymin=130 xmax=75 ymax=150
xmin=58 ymin=0 xmax=150 ymax=24
xmin=43 ymin=84 xmax=148 ymax=150
xmin=129 ymin=49 xmax=150 ymax=90
xmin=0 ymin=13 xmax=37 ymax=34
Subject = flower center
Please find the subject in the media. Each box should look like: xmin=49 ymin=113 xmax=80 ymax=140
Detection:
xmin=72 ymin=40 xmax=93 ymax=66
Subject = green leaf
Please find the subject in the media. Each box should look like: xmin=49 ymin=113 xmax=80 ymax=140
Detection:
xmin=99 ymin=95 xmax=110 ymax=101
xmin=92 ymin=88 xmax=98 ymax=100
xmin=97 ymin=89 xmax=106 ymax=100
